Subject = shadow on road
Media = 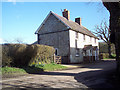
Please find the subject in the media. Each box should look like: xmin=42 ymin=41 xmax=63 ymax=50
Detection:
xmin=39 ymin=60 xmax=117 ymax=88
xmin=2 ymin=60 xmax=118 ymax=89
xmin=2 ymin=81 xmax=53 ymax=89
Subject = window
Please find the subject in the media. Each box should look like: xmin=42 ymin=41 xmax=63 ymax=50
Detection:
xmin=76 ymin=48 xmax=79 ymax=56
xmin=75 ymin=40 xmax=77 ymax=48
xmin=38 ymin=34 xmax=40 ymax=44
xmin=90 ymin=49 xmax=92 ymax=56
xmin=90 ymin=37 xmax=92 ymax=42
xmin=75 ymin=32 xmax=78 ymax=39
xmin=55 ymin=48 xmax=58 ymax=55
xmin=83 ymin=50 xmax=86 ymax=56
xmin=94 ymin=38 xmax=96 ymax=43
xmin=83 ymin=34 xmax=85 ymax=41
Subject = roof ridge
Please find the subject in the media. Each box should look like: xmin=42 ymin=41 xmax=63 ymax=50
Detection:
xmin=36 ymin=11 xmax=98 ymax=39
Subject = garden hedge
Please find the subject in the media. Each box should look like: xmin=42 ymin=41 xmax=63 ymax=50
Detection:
xmin=2 ymin=44 xmax=55 ymax=67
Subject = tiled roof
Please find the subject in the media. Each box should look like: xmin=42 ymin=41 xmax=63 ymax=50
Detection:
xmin=52 ymin=12 xmax=98 ymax=39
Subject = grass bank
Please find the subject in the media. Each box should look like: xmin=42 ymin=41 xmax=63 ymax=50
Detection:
xmin=32 ymin=63 xmax=67 ymax=71
xmin=1 ymin=63 xmax=67 ymax=78
xmin=1 ymin=66 xmax=27 ymax=78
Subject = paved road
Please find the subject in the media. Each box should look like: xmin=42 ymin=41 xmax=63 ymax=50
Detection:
xmin=1 ymin=60 xmax=116 ymax=89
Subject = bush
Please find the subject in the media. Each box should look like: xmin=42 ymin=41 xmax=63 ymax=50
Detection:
xmin=100 ymin=53 xmax=116 ymax=59
xmin=99 ymin=53 xmax=109 ymax=59
xmin=110 ymin=54 xmax=116 ymax=58
xmin=99 ymin=42 xmax=115 ymax=54
xmin=2 ymin=45 xmax=12 ymax=67
xmin=2 ymin=44 xmax=55 ymax=67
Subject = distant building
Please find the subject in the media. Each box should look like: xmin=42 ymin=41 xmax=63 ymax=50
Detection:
xmin=35 ymin=9 xmax=99 ymax=64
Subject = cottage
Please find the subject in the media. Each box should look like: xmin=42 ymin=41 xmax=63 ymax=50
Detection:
xmin=35 ymin=9 xmax=99 ymax=64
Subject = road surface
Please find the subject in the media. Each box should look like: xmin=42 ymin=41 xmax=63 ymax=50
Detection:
xmin=1 ymin=60 xmax=116 ymax=89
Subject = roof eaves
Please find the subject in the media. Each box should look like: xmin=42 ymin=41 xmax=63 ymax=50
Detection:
xmin=81 ymin=26 xmax=99 ymax=39
xmin=51 ymin=12 xmax=71 ymax=30
xmin=70 ymin=28 xmax=98 ymax=39
xmin=35 ymin=11 xmax=53 ymax=34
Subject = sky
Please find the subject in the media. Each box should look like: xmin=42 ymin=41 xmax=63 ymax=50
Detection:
xmin=1 ymin=1 xmax=110 ymax=44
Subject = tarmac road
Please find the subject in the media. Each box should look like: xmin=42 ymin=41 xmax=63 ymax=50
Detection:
xmin=1 ymin=60 xmax=116 ymax=89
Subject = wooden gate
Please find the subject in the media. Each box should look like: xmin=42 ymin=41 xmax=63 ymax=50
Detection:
xmin=54 ymin=56 xmax=62 ymax=64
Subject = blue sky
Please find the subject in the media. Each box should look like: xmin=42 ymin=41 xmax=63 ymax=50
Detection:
xmin=1 ymin=2 xmax=110 ymax=44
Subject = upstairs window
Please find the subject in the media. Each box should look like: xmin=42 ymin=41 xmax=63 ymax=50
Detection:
xmin=90 ymin=37 xmax=92 ymax=42
xmin=83 ymin=34 xmax=86 ymax=41
xmin=94 ymin=38 xmax=96 ymax=43
xmin=75 ymin=32 xmax=78 ymax=39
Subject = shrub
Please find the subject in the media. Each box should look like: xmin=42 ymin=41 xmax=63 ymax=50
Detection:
xmin=99 ymin=53 xmax=109 ymax=59
xmin=103 ymin=53 xmax=109 ymax=59
xmin=99 ymin=42 xmax=115 ymax=54
xmin=110 ymin=54 xmax=116 ymax=58
xmin=2 ymin=45 xmax=12 ymax=67
xmin=99 ymin=53 xmax=116 ymax=59
xmin=2 ymin=44 xmax=55 ymax=67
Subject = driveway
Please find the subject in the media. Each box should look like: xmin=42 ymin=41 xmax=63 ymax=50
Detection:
xmin=1 ymin=60 xmax=117 ymax=89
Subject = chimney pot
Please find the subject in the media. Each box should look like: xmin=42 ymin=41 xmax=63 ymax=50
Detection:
xmin=62 ymin=9 xmax=70 ymax=20
xmin=64 ymin=9 xmax=67 ymax=11
xmin=75 ymin=17 xmax=81 ymax=25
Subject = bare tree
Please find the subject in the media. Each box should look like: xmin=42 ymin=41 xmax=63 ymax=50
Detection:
xmin=93 ymin=21 xmax=112 ymax=57
xmin=14 ymin=38 xmax=23 ymax=44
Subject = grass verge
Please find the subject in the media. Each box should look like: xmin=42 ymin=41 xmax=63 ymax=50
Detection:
xmin=103 ymin=58 xmax=116 ymax=60
xmin=1 ymin=66 xmax=26 ymax=74
xmin=1 ymin=66 xmax=27 ymax=78
xmin=31 ymin=63 xmax=67 ymax=71
xmin=1 ymin=63 xmax=67 ymax=78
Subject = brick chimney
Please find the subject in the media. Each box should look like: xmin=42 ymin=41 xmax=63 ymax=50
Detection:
xmin=75 ymin=17 xmax=81 ymax=25
xmin=62 ymin=9 xmax=70 ymax=20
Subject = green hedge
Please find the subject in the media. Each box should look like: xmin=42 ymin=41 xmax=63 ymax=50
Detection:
xmin=2 ymin=44 xmax=55 ymax=67
xmin=99 ymin=53 xmax=116 ymax=59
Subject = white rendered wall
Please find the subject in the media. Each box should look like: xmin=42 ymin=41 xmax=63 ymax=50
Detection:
xmin=69 ymin=30 xmax=99 ymax=63
xmin=69 ymin=30 xmax=98 ymax=49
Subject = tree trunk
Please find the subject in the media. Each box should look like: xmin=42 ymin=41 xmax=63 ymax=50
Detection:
xmin=115 ymin=32 xmax=120 ymax=76
xmin=102 ymin=2 xmax=120 ymax=76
